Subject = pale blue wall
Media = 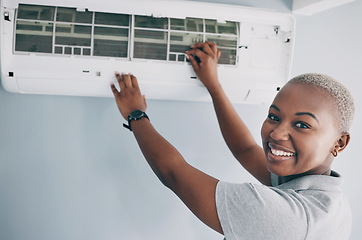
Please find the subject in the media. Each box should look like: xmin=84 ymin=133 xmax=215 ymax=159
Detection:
xmin=1 ymin=0 xmax=361 ymax=239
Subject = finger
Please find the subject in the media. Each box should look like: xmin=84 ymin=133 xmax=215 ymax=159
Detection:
xmin=187 ymin=48 xmax=208 ymax=61
xmin=130 ymin=74 xmax=139 ymax=89
xmin=191 ymin=41 xmax=216 ymax=53
xmin=110 ymin=82 xmax=119 ymax=97
xmin=191 ymin=42 xmax=206 ymax=49
xmin=123 ymin=73 xmax=133 ymax=88
xmin=185 ymin=53 xmax=200 ymax=72
xmin=190 ymin=48 xmax=213 ymax=64
xmin=200 ymin=42 xmax=214 ymax=56
xmin=205 ymin=41 xmax=218 ymax=53
xmin=115 ymin=72 xmax=126 ymax=91
xmin=217 ymin=50 xmax=221 ymax=59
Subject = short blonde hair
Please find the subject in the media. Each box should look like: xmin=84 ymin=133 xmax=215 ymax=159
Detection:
xmin=288 ymin=73 xmax=355 ymax=133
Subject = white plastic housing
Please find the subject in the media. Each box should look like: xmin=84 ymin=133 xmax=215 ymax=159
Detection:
xmin=0 ymin=0 xmax=295 ymax=104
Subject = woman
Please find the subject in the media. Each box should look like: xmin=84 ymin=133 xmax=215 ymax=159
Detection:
xmin=110 ymin=41 xmax=354 ymax=239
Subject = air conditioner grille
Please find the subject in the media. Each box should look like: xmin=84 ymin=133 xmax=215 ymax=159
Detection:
xmin=14 ymin=4 xmax=239 ymax=65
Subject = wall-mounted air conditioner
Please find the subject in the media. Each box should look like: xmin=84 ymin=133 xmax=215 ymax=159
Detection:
xmin=0 ymin=0 xmax=295 ymax=104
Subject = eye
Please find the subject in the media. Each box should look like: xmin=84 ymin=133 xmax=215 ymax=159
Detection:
xmin=268 ymin=113 xmax=280 ymax=122
xmin=294 ymin=122 xmax=310 ymax=129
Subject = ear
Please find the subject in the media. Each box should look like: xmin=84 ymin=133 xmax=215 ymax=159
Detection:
xmin=334 ymin=132 xmax=351 ymax=153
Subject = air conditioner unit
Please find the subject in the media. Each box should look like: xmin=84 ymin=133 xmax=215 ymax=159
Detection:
xmin=0 ymin=0 xmax=295 ymax=104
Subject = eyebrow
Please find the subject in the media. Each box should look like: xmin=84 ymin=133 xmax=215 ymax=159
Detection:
xmin=295 ymin=112 xmax=319 ymax=123
xmin=270 ymin=105 xmax=319 ymax=123
xmin=270 ymin=105 xmax=280 ymax=111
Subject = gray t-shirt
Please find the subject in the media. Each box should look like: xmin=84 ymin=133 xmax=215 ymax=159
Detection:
xmin=215 ymin=171 xmax=352 ymax=240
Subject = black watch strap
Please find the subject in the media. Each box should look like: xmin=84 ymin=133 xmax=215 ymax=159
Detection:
xmin=122 ymin=123 xmax=132 ymax=131
xmin=123 ymin=110 xmax=149 ymax=131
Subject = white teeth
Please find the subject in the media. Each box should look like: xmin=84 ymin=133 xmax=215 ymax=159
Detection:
xmin=271 ymin=148 xmax=294 ymax=157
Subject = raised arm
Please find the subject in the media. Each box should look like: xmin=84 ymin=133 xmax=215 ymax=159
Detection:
xmin=186 ymin=42 xmax=271 ymax=185
xmin=110 ymin=73 xmax=223 ymax=234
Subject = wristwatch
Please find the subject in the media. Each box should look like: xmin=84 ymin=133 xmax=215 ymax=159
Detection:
xmin=123 ymin=110 xmax=150 ymax=131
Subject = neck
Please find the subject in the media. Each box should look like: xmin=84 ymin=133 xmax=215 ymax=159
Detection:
xmin=277 ymin=169 xmax=331 ymax=184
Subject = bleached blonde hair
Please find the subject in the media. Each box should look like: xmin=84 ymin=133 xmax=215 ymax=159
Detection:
xmin=288 ymin=73 xmax=355 ymax=133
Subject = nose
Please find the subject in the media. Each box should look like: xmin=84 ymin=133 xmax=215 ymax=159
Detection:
xmin=270 ymin=124 xmax=290 ymax=141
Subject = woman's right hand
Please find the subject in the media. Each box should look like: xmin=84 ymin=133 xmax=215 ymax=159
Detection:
xmin=185 ymin=41 xmax=222 ymax=93
xmin=110 ymin=72 xmax=147 ymax=120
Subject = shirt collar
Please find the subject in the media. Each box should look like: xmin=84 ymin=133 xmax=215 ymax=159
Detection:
xmin=272 ymin=170 xmax=343 ymax=192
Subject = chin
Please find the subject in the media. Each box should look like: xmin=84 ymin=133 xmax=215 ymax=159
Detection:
xmin=266 ymin=164 xmax=293 ymax=177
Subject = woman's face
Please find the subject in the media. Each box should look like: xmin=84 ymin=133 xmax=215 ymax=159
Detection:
xmin=261 ymin=83 xmax=341 ymax=177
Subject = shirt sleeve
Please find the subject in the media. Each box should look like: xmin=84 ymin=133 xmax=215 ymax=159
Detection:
xmin=215 ymin=181 xmax=308 ymax=240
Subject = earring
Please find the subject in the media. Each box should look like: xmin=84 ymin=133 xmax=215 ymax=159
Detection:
xmin=332 ymin=149 xmax=338 ymax=157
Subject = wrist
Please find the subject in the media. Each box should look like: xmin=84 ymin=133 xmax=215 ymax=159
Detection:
xmin=205 ymin=82 xmax=223 ymax=96
xmin=129 ymin=117 xmax=150 ymax=132
xmin=123 ymin=110 xmax=150 ymax=131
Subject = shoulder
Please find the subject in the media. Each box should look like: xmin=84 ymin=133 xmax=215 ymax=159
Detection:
xmin=216 ymin=172 xmax=352 ymax=240
xmin=216 ymin=181 xmax=308 ymax=240
xmin=276 ymin=172 xmax=352 ymax=239
xmin=275 ymin=171 xmax=350 ymax=214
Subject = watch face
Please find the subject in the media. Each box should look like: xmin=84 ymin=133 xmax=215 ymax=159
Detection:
xmin=130 ymin=110 xmax=143 ymax=119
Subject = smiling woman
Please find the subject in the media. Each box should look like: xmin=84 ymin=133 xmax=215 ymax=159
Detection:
xmin=111 ymin=42 xmax=355 ymax=240
xmin=213 ymin=73 xmax=355 ymax=239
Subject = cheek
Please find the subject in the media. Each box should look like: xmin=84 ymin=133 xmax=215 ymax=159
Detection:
xmin=261 ymin=120 xmax=268 ymax=140
xmin=261 ymin=120 xmax=271 ymax=144
xmin=295 ymin=135 xmax=332 ymax=164
xmin=304 ymin=130 xmax=338 ymax=154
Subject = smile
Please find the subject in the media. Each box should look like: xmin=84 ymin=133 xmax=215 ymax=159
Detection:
xmin=270 ymin=148 xmax=295 ymax=157
xmin=267 ymin=142 xmax=296 ymax=159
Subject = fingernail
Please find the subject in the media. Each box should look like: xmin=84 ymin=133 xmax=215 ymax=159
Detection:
xmin=185 ymin=54 xmax=190 ymax=60
xmin=115 ymin=71 xmax=120 ymax=75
